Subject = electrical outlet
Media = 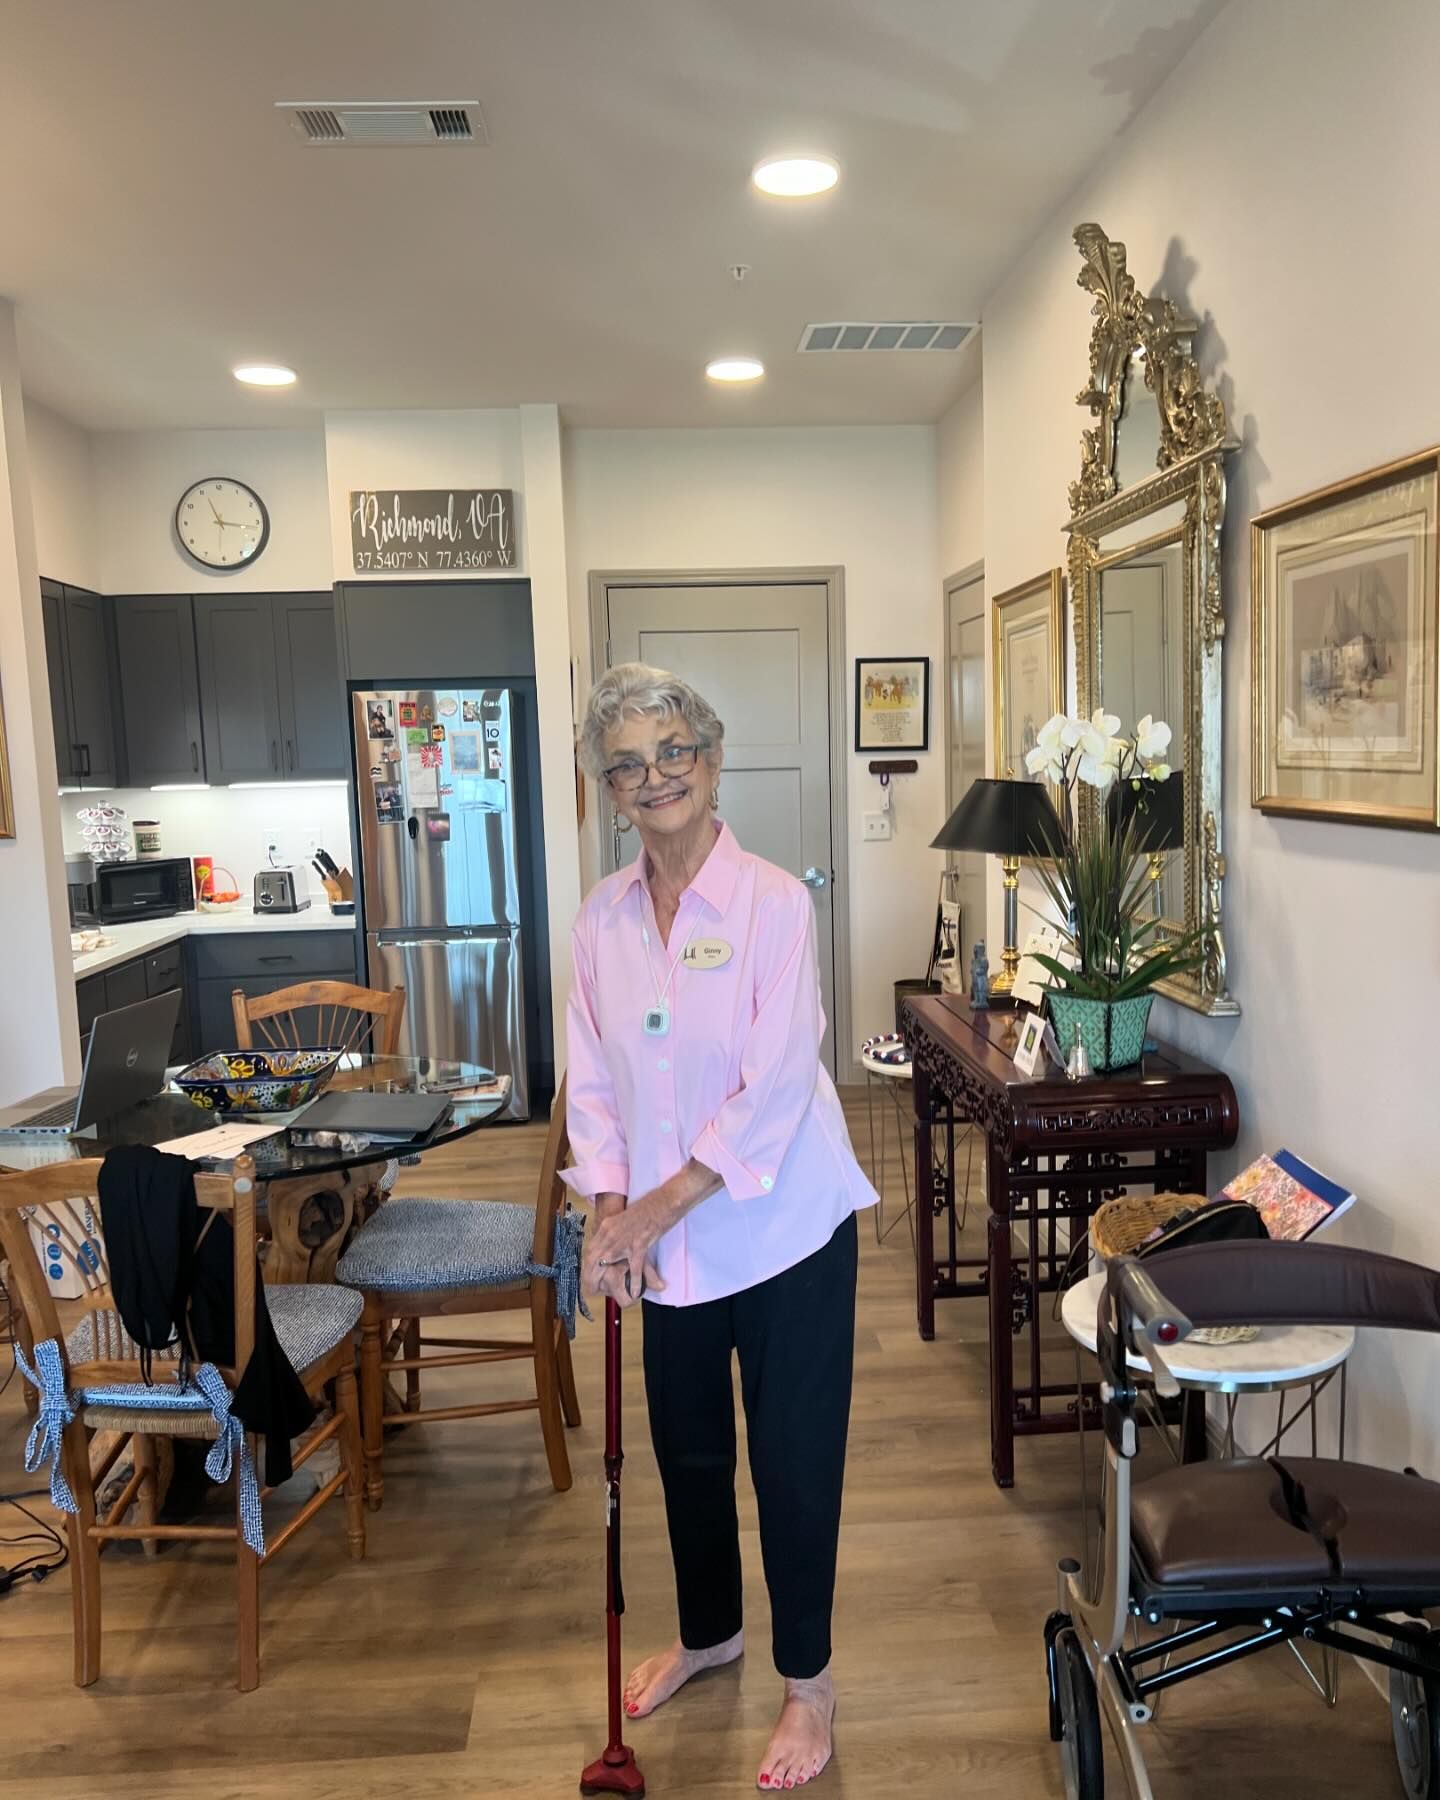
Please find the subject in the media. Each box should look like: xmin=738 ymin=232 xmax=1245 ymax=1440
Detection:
xmin=863 ymin=812 xmax=892 ymax=842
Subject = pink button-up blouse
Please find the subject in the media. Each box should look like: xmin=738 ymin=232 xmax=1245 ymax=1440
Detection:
xmin=560 ymin=822 xmax=877 ymax=1306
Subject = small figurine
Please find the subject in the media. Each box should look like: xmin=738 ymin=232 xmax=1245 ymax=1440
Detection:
xmin=1065 ymin=1020 xmax=1093 ymax=1082
xmin=969 ymin=939 xmax=990 ymax=1010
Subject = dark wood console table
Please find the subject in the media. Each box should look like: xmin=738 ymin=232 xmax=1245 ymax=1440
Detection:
xmin=902 ymin=994 xmax=1238 ymax=1488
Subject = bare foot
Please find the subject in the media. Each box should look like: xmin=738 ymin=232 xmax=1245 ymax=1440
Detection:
xmin=757 ymin=1668 xmax=836 ymax=1789
xmin=624 ymin=1629 xmax=744 ymax=1718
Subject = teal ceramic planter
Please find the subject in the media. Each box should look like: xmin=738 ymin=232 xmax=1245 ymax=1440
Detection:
xmin=1046 ymin=991 xmax=1154 ymax=1073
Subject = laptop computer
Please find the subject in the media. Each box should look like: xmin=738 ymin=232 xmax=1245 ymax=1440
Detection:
xmin=0 ymin=988 xmax=182 ymax=1137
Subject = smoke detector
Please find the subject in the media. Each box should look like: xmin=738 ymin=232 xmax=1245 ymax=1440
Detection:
xmin=798 ymin=321 xmax=974 ymax=352
xmin=277 ymin=101 xmax=486 ymax=146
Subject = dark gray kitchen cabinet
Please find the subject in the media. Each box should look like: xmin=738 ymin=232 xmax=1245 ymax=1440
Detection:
xmin=189 ymin=929 xmax=358 ymax=1052
xmin=40 ymin=579 xmax=119 ymax=787
xmin=194 ymin=594 xmax=284 ymax=782
xmin=274 ymin=593 xmax=346 ymax=778
xmin=75 ymin=941 xmax=190 ymax=1063
xmin=112 ymin=595 xmax=205 ymax=785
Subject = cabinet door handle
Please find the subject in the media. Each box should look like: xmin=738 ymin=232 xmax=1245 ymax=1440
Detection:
xmin=285 ymin=739 xmax=294 ymax=770
xmin=271 ymin=739 xmax=279 ymax=770
xmin=71 ymin=743 xmax=83 ymax=779
xmin=191 ymin=741 xmax=199 ymax=772
xmin=79 ymin=743 xmax=91 ymax=778
xmin=258 ymin=954 xmax=295 ymax=965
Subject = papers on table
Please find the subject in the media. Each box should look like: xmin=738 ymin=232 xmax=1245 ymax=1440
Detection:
xmin=151 ymin=1121 xmax=284 ymax=1161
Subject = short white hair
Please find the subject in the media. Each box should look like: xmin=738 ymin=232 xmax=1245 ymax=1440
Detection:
xmin=579 ymin=662 xmax=725 ymax=778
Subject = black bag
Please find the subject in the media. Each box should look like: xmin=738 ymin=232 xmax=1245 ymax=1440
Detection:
xmin=1137 ymin=1198 xmax=1270 ymax=1258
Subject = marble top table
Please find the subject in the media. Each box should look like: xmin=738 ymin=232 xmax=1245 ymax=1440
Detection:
xmin=1061 ymin=1268 xmax=1356 ymax=1395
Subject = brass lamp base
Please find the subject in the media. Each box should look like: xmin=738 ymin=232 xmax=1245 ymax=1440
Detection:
xmin=989 ymin=854 xmax=1023 ymax=997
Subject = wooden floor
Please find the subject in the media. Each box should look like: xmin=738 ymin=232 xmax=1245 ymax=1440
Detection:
xmin=0 ymin=1094 xmax=1395 ymax=1798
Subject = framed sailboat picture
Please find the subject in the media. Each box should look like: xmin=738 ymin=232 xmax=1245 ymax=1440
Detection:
xmin=1252 ymin=448 xmax=1439 ymax=829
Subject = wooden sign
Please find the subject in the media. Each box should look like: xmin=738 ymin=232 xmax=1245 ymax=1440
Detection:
xmin=349 ymin=489 xmax=517 ymax=573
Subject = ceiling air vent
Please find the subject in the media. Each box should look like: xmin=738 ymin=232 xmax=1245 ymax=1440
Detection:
xmin=799 ymin=321 xmax=974 ymax=352
xmin=277 ymin=101 xmax=486 ymax=147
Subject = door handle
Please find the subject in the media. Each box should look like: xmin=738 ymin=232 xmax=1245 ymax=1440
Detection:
xmin=71 ymin=743 xmax=82 ymax=779
xmin=80 ymin=743 xmax=91 ymax=778
xmin=801 ymin=866 xmax=828 ymax=890
xmin=191 ymin=741 xmax=199 ymax=772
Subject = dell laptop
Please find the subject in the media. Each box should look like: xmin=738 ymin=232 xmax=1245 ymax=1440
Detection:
xmin=0 ymin=989 xmax=182 ymax=1137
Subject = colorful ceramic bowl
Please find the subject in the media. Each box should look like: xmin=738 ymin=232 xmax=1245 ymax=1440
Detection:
xmin=174 ymin=1049 xmax=342 ymax=1114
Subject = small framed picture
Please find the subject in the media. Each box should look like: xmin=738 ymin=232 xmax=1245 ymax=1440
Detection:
xmin=1012 ymin=1009 xmax=1049 ymax=1077
xmin=855 ymin=657 xmax=930 ymax=752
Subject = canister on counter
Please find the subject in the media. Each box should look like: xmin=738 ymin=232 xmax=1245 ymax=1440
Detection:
xmin=134 ymin=820 xmax=162 ymax=859
xmin=193 ymin=854 xmax=214 ymax=900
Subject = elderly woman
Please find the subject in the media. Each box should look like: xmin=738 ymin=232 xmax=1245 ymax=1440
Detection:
xmin=562 ymin=662 xmax=876 ymax=1793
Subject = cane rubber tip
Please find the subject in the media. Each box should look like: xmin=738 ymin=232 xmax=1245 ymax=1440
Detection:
xmin=580 ymin=1746 xmax=646 ymax=1796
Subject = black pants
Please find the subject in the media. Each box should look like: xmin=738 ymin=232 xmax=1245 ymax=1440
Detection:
xmin=641 ymin=1212 xmax=858 ymax=1680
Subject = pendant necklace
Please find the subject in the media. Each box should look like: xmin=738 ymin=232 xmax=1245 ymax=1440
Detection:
xmin=641 ymin=921 xmax=691 ymax=1037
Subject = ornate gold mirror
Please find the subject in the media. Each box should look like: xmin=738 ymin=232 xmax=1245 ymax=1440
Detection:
xmin=1065 ymin=223 xmax=1238 ymax=1015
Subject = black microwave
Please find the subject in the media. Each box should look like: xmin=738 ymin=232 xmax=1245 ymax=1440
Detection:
xmin=95 ymin=856 xmax=195 ymax=923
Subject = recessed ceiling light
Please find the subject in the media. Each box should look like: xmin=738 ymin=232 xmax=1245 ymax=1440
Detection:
xmin=751 ymin=155 xmax=839 ymax=198
xmin=233 ymin=363 xmax=297 ymax=387
xmin=705 ymin=357 xmax=765 ymax=383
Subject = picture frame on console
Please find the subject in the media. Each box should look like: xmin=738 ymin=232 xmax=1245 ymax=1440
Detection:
xmin=1252 ymin=447 xmax=1439 ymax=830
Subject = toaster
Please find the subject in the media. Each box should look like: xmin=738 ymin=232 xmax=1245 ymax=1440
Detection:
xmin=253 ymin=868 xmax=311 ymax=913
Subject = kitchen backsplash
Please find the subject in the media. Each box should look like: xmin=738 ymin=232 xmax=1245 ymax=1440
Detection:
xmin=60 ymin=786 xmax=354 ymax=898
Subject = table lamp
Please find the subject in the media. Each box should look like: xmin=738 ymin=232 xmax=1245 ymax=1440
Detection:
xmin=1108 ymin=771 xmax=1184 ymax=917
xmin=931 ymin=779 xmax=1059 ymax=998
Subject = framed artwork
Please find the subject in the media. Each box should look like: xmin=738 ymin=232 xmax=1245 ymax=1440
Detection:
xmin=855 ymin=657 xmax=930 ymax=752
xmin=992 ymin=568 xmax=1064 ymax=786
xmin=1252 ymin=448 xmax=1439 ymax=829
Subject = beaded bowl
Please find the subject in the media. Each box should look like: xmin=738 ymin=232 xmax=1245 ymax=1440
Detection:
xmin=173 ymin=1049 xmax=342 ymax=1114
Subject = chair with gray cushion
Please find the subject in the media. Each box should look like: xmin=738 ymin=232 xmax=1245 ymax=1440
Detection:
xmin=335 ymin=1078 xmax=584 ymax=1506
xmin=0 ymin=1155 xmax=366 ymax=1693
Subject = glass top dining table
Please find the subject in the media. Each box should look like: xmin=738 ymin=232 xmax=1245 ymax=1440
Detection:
xmin=0 ymin=1055 xmax=512 ymax=1178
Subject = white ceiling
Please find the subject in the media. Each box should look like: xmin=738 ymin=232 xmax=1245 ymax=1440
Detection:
xmin=0 ymin=0 xmax=1224 ymax=432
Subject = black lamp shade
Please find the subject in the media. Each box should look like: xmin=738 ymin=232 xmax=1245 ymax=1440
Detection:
xmin=931 ymin=778 xmax=1060 ymax=858
xmin=1108 ymin=770 xmax=1184 ymax=852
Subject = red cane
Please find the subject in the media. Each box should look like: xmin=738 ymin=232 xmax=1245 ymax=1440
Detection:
xmin=580 ymin=1297 xmax=645 ymax=1796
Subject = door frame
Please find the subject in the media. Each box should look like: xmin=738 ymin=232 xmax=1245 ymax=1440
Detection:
xmin=588 ymin=565 xmax=856 ymax=1085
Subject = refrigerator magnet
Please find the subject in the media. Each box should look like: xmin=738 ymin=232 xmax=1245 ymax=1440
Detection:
xmin=421 ymin=704 xmax=434 ymax=723
xmin=398 ymin=701 xmax=418 ymax=727
xmin=366 ymin=699 xmax=395 ymax=740
xmin=368 ymin=763 xmax=385 ymax=781
xmin=406 ymin=726 xmax=429 ymax=748
xmin=487 ymin=745 xmax=503 ymax=774
xmin=438 ymin=697 xmax=458 ymax=718
xmin=430 ymin=723 xmax=446 ymax=743
xmin=450 ymin=732 xmax=481 ymax=773
xmin=462 ymin=698 xmax=483 ymax=723
xmin=383 ymin=742 xmax=402 ymax=763
xmin=425 ymin=813 xmax=451 ymax=841
xmin=375 ymin=784 xmax=404 ymax=824
xmin=420 ymin=744 xmax=442 ymax=769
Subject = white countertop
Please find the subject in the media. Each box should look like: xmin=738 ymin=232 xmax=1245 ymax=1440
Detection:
xmin=73 ymin=906 xmax=355 ymax=978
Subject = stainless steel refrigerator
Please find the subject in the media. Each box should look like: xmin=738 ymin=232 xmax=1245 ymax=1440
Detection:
xmin=352 ymin=687 xmax=530 ymax=1119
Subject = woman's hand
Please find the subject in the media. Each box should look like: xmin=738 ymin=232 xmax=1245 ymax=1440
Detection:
xmin=584 ymin=1194 xmax=667 ymax=1308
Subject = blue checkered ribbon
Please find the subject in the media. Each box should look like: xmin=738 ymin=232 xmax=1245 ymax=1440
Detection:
xmin=14 ymin=1339 xmax=79 ymax=1512
xmin=529 ymin=1209 xmax=591 ymax=1339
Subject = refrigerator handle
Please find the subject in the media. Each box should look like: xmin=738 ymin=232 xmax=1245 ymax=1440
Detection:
xmin=407 ymin=814 xmax=419 ymax=841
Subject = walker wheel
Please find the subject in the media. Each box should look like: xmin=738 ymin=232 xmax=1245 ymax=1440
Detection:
xmin=1055 ymin=1628 xmax=1104 ymax=1800
xmin=1391 ymin=1638 xmax=1440 ymax=1800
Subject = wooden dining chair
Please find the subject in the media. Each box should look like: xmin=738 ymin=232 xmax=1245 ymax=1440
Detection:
xmin=334 ymin=1079 xmax=583 ymax=1507
xmin=231 ymin=980 xmax=406 ymax=1055
xmin=0 ymin=1156 xmax=367 ymax=1691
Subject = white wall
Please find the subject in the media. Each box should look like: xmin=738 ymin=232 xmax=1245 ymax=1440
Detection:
xmin=979 ymin=0 xmax=1440 ymax=1472
xmin=26 ymin=400 xmax=98 ymax=591
xmin=938 ymin=377 xmax=984 ymax=582
xmin=0 ymin=307 xmax=80 ymax=1099
xmin=94 ymin=426 xmax=331 ymax=594
xmin=567 ymin=426 xmax=942 ymax=1055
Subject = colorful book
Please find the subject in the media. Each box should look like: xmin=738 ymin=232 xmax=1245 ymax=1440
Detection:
xmin=1221 ymin=1149 xmax=1357 ymax=1242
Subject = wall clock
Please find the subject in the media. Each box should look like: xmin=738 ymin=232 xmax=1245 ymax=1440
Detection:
xmin=175 ymin=476 xmax=270 ymax=570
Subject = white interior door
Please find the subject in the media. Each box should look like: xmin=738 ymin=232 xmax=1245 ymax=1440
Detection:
xmin=603 ymin=582 xmax=839 ymax=1075
xmin=945 ymin=569 xmax=986 ymax=979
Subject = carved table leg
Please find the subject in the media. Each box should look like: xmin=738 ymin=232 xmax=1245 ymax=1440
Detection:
xmin=987 ymin=1140 xmax=1016 ymax=1490
xmin=261 ymin=1161 xmax=386 ymax=1284
xmin=913 ymin=1066 xmax=936 ymax=1340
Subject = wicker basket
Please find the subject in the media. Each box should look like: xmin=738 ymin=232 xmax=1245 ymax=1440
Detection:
xmin=1090 ymin=1193 xmax=1209 ymax=1261
xmin=1089 ymin=1192 xmax=1260 ymax=1346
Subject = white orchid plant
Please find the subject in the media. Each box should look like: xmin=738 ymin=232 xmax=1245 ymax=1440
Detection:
xmin=1022 ymin=709 xmax=1211 ymax=1003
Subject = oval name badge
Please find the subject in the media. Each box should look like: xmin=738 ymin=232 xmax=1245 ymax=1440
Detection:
xmin=683 ymin=938 xmax=733 ymax=970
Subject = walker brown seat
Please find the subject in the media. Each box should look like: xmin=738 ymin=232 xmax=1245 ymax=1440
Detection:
xmin=1046 ymin=1239 xmax=1440 ymax=1800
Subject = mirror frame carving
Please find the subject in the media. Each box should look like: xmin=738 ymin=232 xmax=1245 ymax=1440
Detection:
xmin=1064 ymin=223 xmax=1238 ymax=1016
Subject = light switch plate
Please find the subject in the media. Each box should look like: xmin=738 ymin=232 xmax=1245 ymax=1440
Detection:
xmin=863 ymin=812 xmax=892 ymax=842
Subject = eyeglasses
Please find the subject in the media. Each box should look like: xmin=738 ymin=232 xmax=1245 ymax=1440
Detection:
xmin=602 ymin=743 xmax=700 ymax=793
